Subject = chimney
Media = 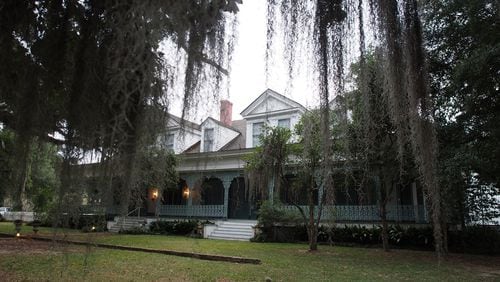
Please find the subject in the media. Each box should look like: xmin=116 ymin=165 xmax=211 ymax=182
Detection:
xmin=220 ymin=100 xmax=233 ymax=126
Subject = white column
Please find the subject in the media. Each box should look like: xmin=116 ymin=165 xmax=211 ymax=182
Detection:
xmin=222 ymin=179 xmax=232 ymax=219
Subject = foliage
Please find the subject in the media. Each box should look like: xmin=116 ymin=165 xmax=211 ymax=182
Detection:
xmin=254 ymin=223 xmax=500 ymax=255
xmin=448 ymin=225 xmax=500 ymax=255
xmin=0 ymin=127 xmax=59 ymax=211
xmin=245 ymin=125 xmax=292 ymax=200
xmin=0 ymin=128 xmax=14 ymax=204
xmin=423 ymin=0 xmax=500 ymax=227
xmin=136 ymin=147 xmax=178 ymax=197
xmin=149 ymin=220 xmax=199 ymax=236
xmin=346 ymin=54 xmax=418 ymax=251
xmin=257 ymin=200 xmax=301 ymax=227
xmin=0 ymin=0 xmax=240 ymax=212
xmin=465 ymin=179 xmax=500 ymax=225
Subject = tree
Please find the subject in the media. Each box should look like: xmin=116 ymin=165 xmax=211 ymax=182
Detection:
xmin=268 ymin=0 xmax=446 ymax=257
xmin=423 ymin=0 xmax=500 ymax=228
xmin=292 ymin=110 xmax=333 ymax=251
xmin=247 ymin=114 xmax=336 ymax=251
xmin=0 ymin=127 xmax=59 ymax=212
xmin=0 ymin=1 xmax=240 ymax=212
xmin=246 ymin=125 xmax=292 ymax=202
xmin=346 ymin=54 xmax=417 ymax=251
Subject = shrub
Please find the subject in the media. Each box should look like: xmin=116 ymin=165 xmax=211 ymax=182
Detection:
xmin=174 ymin=220 xmax=198 ymax=235
xmin=448 ymin=225 xmax=500 ymax=254
xmin=119 ymin=227 xmax=149 ymax=235
xmin=150 ymin=221 xmax=175 ymax=234
xmin=149 ymin=220 xmax=199 ymax=236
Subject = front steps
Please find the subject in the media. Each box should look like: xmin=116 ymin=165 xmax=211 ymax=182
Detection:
xmin=107 ymin=217 xmax=257 ymax=241
xmin=208 ymin=220 xmax=257 ymax=241
xmin=108 ymin=217 xmax=148 ymax=233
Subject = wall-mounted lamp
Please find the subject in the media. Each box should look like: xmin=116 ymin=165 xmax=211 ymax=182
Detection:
xmin=151 ymin=189 xmax=159 ymax=201
xmin=183 ymin=187 xmax=190 ymax=199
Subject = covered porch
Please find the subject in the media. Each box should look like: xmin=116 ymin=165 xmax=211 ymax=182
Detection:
xmin=156 ymin=171 xmax=253 ymax=219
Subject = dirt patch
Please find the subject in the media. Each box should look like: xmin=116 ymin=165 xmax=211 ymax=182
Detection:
xmin=0 ymin=238 xmax=80 ymax=255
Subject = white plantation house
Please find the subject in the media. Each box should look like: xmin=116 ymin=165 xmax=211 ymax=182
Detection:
xmin=139 ymin=89 xmax=427 ymax=223
xmin=104 ymin=89 xmax=428 ymax=238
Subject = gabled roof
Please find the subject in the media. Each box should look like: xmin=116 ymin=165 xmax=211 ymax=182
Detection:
xmin=166 ymin=113 xmax=201 ymax=131
xmin=220 ymin=119 xmax=247 ymax=150
xmin=200 ymin=117 xmax=241 ymax=134
xmin=240 ymin=88 xmax=306 ymax=117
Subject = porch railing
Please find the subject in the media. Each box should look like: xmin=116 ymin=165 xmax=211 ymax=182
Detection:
xmin=280 ymin=205 xmax=427 ymax=223
xmin=159 ymin=205 xmax=225 ymax=218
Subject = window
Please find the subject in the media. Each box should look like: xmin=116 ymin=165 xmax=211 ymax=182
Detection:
xmin=278 ymin=118 xmax=290 ymax=129
xmin=252 ymin=122 xmax=264 ymax=147
xmin=204 ymin=128 xmax=214 ymax=152
xmin=165 ymin=133 xmax=174 ymax=151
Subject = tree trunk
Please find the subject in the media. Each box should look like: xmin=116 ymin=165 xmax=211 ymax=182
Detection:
xmin=12 ymin=139 xmax=32 ymax=211
xmin=308 ymin=178 xmax=318 ymax=251
xmin=380 ymin=203 xmax=390 ymax=251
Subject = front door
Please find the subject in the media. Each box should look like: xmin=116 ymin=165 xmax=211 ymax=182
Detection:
xmin=228 ymin=177 xmax=253 ymax=219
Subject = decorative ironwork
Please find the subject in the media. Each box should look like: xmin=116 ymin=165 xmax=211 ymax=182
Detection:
xmin=281 ymin=205 xmax=427 ymax=222
xmin=159 ymin=205 xmax=225 ymax=217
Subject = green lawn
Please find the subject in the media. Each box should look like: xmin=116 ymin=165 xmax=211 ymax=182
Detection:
xmin=0 ymin=222 xmax=498 ymax=281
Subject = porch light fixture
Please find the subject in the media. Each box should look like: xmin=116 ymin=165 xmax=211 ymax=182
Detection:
xmin=183 ymin=187 xmax=190 ymax=199
xmin=151 ymin=189 xmax=159 ymax=201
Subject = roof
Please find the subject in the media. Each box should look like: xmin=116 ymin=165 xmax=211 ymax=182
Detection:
xmin=240 ymin=88 xmax=307 ymax=117
xmin=183 ymin=141 xmax=200 ymax=154
xmin=201 ymin=117 xmax=241 ymax=133
xmin=166 ymin=113 xmax=201 ymax=131
xmin=220 ymin=119 xmax=247 ymax=150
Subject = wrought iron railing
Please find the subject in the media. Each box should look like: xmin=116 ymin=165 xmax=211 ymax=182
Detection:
xmin=159 ymin=205 xmax=225 ymax=217
xmin=280 ymin=205 xmax=427 ymax=223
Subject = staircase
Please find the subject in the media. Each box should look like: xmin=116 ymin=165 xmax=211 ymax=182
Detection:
xmin=208 ymin=220 xmax=257 ymax=241
xmin=108 ymin=217 xmax=148 ymax=233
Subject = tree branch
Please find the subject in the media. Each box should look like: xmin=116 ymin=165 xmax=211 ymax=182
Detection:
xmin=179 ymin=43 xmax=229 ymax=76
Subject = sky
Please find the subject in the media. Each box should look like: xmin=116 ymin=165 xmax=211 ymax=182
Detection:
xmin=169 ymin=1 xmax=318 ymax=123
xmin=227 ymin=1 xmax=316 ymax=120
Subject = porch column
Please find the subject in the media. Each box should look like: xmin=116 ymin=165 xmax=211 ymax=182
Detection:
xmin=222 ymin=178 xmax=232 ymax=219
xmin=411 ymin=182 xmax=420 ymax=223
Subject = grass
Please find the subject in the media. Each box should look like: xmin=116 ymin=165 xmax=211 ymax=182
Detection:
xmin=0 ymin=222 xmax=499 ymax=281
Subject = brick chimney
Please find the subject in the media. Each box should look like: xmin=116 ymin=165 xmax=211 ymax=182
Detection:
xmin=220 ymin=100 xmax=233 ymax=126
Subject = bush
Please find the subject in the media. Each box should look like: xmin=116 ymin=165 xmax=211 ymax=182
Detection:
xmin=257 ymin=200 xmax=301 ymax=227
xmin=254 ymin=223 xmax=500 ymax=254
xmin=78 ymin=215 xmax=107 ymax=232
xmin=119 ymin=227 xmax=149 ymax=235
xmin=253 ymin=201 xmax=304 ymax=242
xmin=174 ymin=220 xmax=198 ymax=235
xmin=149 ymin=220 xmax=199 ymax=236
xmin=448 ymin=225 xmax=500 ymax=254
xmin=150 ymin=221 xmax=175 ymax=234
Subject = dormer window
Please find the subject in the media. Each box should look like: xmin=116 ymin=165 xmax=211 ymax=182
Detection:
xmin=278 ymin=118 xmax=290 ymax=129
xmin=204 ymin=128 xmax=214 ymax=152
xmin=252 ymin=122 xmax=264 ymax=147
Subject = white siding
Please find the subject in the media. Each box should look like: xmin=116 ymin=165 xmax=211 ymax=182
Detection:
xmin=159 ymin=128 xmax=201 ymax=154
xmin=200 ymin=119 xmax=239 ymax=152
xmin=245 ymin=112 xmax=302 ymax=148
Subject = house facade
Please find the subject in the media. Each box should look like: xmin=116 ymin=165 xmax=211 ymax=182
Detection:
xmin=149 ymin=89 xmax=428 ymax=223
